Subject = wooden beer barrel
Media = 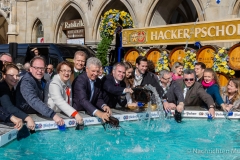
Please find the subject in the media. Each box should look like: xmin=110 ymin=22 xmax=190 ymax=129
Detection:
xmin=228 ymin=43 xmax=240 ymax=70
xmin=145 ymin=48 xmax=161 ymax=67
xmin=196 ymin=45 xmax=216 ymax=68
xmin=217 ymin=73 xmax=229 ymax=88
xmin=169 ymin=46 xmax=186 ymax=67
xmin=124 ymin=48 xmax=140 ymax=65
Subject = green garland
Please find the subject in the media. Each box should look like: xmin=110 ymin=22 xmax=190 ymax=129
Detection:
xmin=97 ymin=9 xmax=134 ymax=66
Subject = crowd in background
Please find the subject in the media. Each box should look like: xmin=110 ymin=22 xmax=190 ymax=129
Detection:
xmin=0 ymin=50 xmax=240 ymax=131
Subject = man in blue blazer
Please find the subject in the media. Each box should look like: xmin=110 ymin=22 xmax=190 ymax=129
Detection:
xmin=72 ymin=57 xmax=111 ymax=122
xmin=102 ymin=62 xmax=133 ymax=108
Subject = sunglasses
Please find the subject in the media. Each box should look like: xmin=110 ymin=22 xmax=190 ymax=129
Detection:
xmin=184 ymin=78 xmax=194 ymax=82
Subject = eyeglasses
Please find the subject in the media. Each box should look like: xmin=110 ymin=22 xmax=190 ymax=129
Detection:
xmin=60 ymin=70 xmax=72 ymax=73
xmin=31 ymin=66 xmax=45 ymax=71
xmin=184 ymin=78 xmax=194 ymax=82
xmin=47 ymin=68 xmax=53 ymax=70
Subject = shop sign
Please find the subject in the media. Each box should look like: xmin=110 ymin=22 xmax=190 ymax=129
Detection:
xmin=63 ymin=19 xmax=84 ymax=30
xmin=122 ymin=19 xmax=240 ymax=46
xmin=67 ymin=29 xmax=85 ymax=38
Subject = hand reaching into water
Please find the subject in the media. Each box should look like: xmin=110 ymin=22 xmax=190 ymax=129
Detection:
xmin=53 ymin=114 xmax=65 ymax=126
xmin=75 ymin=114 xmax=84 ymax=124
xmin=10 ymin=115 xmax=23 ymax=130
xmin=25 ymin=116 xmax=35 ymax=130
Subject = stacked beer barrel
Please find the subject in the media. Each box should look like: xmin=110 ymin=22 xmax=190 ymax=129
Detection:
xmin=124 ymin=44 xmax=240 ymax=87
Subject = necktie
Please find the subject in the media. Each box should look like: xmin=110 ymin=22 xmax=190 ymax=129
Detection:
xmin=115 ymin=83 xmax=119 ymax=86
xmin=65 ymin=86 xmax=70 ymax=104
xmin=90 ymin=81 xmax=94 ymax=101
xmin=183 ymin=87 xmax=188 ymax=99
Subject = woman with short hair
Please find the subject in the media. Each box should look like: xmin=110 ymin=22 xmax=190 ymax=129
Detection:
xmin=44 ymin=61 xmax=83 ymax=124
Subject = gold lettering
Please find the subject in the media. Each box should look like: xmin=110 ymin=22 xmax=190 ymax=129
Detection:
xmin=171 ymin=30 xmax=177 ymax=39
xmin=226 ymin=25 xmax=236 ymax=36
xmin=178 ymin=29 xmax=183 ymax=39
xmin=195 ymin=28 xmax=201 ymax=37
xmin=183 ymin=29 xmax=190 ymax=38
xmin=201 ymin=27 xmax=207 ymax=37
xmin=207 ymin=26 xmax=215 ymax=37
xmin=216 ymin=25 xmax=225 ymax=36
xmin=151 ymin=31 xmax=158 ymax=40
xmin=164 ymin=30 xmax=171 ymax=40
xmin=158 ymin=31 xmax=165 ymax=40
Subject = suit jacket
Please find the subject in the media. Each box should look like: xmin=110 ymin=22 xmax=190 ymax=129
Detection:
xmin=176 ymin=79 xmax=215 ymax=108
xmin=70 ymin=70 xmax=84 ymax=84
xmin=162 ymin=80 xmax=184 ymax=105
xmin=197 ymin=76 xmax=203 ymax=83
xmin=15 ymin=72 xmax=56 ymax=118
xmin=44 ymin=72 xmax=55 ymax=82
xmin=72 ymin=72 xmax=105 ymax=115
xmin=44 ymin=74 xmax=76 ymax=117
xmin=102 ymin=74 xmax=127 ymax=108
xmin=132 ymin=70 xmax=164 ymax=98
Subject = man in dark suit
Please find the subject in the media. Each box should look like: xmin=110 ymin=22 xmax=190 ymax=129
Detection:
xmin=44 ymin=64 xmax=55 ymax=82
xmin=194 ymin=62 xmax=206 ymax=83
xmin=70 ymin=51 xmax=87 ymax=83
xmin=102 ymin=62 xmax=133 ymax=108
xmin=72 ymin=57 xmax=111 ymax=122
xmin=159 ymin=69 xmax=184 ymax=113
xmin=176 ymin=69 xmax=215 ymax=117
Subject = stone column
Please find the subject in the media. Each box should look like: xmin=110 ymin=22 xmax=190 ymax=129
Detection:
xmin=7 ymin=0 xmax=18 ymax=43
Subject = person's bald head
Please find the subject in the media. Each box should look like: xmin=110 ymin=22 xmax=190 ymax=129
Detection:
xmin=46 ymin=64 xmax=54 ymax=74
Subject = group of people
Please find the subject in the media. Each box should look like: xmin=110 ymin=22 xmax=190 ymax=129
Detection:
xmin=0 ymin=50 xmax=240 ymax=132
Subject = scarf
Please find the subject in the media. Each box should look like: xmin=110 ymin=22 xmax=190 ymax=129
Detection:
xmin=202 ymin=80 xmax=215 ymax=88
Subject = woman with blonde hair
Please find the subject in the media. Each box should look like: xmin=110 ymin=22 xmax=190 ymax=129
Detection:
xmin=171 ymin=62 xmax=183 ymax=81
xmin=202 ymin=68 xmax=226 ymax=110
xmin=223 ymin=78 xmax=240 ymax=111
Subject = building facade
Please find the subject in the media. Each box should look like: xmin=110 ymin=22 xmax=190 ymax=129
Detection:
xmin=0 ymin=0 xmax=240 ymax=48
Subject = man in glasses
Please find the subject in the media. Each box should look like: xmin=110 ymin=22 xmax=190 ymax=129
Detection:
xmin=16 ymin=56 xmax=65 ymax=126
xmin=176 ymin=69 xmax=215 ymax=117
xmin=44 ymin=64 xmax=55 ymax=82
xmin=159 ymin=69 xmax=184 ymax=114
xmin=194 ymin=62 xmax=206 ymax=83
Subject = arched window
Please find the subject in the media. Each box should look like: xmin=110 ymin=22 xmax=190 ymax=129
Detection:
xmin=32 ymin=19 xmax=44 ymax=43
xmin=36 ymin=22 xmax=44 ymax=43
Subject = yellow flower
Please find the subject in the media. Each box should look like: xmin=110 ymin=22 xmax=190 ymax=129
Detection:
xmin=223 ymin=68 xmax=228 ymax=74
xmin=219 ymin=49 xmax=224 ymax=54
xmin=164 ymin=59 xmax=168 ymax=63
xmin=230 ymin=70 xmax=235 ymax=75
xmin=215 ymin=54 xmax=220 ymax=59
xmin=221 ymin=61 xmax=227 ymax=65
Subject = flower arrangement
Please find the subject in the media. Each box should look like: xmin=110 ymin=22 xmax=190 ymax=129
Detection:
xmin=97 ymin=9 xmax=134 ymax=66
xmin=156 ymin=50 xmax=170 ymax=72
xmin=183 ymin=49 xmax=197 ymax=69
xmin=99 ymin=9 xmax=134 ymax=38
xmin=213 ymin=47 xmax=235 ymax=76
